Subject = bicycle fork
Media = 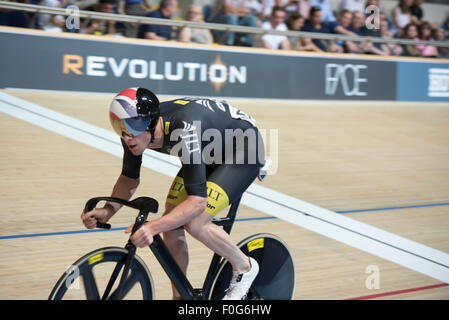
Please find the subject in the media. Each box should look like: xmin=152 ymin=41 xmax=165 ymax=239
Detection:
xmin=102 ymin=211 xmax=147 ymax=300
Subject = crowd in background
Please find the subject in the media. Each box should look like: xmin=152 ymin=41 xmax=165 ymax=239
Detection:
xmin=1 ymin=0 xmax=449 ymax=58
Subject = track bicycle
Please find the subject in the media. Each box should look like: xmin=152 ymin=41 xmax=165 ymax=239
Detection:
xmin=48 ymin=196 xmax=295 ymax=300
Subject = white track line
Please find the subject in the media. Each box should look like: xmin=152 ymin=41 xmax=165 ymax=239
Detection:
xmin=1 ymin=91 xmax=448 ymax=283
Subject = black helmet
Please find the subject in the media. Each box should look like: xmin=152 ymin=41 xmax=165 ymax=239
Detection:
xmin=109 ymin=87 xmax=160 ymax=142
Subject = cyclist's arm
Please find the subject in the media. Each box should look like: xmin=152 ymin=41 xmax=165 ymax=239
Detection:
xmin=103 ymin=174 xmax=140 ymax=218
xmin=82 ymin=174 xmax=139 ymax=229
xmin=147 ymin=194 xmax=207 ymax=235
xmin=148 ymin=118 xmax=208 ymax=234
xmin=82 ymin=139 xmax=142 ymax=229
xmin=103 ymin=139 xmax=143 ymax=216
xmin=99 ymin=138 xmax=142 ymax=214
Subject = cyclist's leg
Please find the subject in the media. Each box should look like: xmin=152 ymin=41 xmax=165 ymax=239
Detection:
xmin=184 ymin=161 xmax=262 ymax=273
xmin=164 ymin=172 xmax=189 ymax=299
xmin=185 ymin=209 xmax=251 ymax=272
xmin=185 ymin=123 xmax=265 ymax=274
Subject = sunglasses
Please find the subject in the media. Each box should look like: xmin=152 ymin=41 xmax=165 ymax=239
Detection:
xmin=110 ymin=116 xmax=153 ymax=138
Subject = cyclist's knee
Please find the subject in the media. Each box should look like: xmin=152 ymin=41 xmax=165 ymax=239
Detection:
xmin=163 ymin=229 xmax=187 ymax=249
xmin=163 ymin=202 xmax=177 ymax=216
xmin=184 ymin=221 xmax=201 ymax=239
xmin=184 ymin=213 xmax=211 ymax=239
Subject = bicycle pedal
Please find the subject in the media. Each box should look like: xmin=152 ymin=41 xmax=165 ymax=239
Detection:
xmin=193 ymin=288 xmax=206 ymax=300
xmin=245 ymin=288 xmax=261 ymax=300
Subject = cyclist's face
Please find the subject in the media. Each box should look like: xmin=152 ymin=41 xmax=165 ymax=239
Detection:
xmin=122 ymin=130 xmax=151 ymax=155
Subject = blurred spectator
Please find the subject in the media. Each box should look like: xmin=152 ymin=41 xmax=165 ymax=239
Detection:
xmin=416 ymin=22 xmax=438 ymax=57
xmin=286 ymin=12 xmax=305 ymax=49
xmin=68 ymin=0 xmax=98 ymax=10
xmin=208 ymin=0 xmax=258 ymax=46
xmin=117 ymin=0 xmax=152 ymax=37
xmin=345 ymin=11 xmax=384 ymax=55
xmin=361 ymin=27 xmax=388 ymax=56
xmin=309 ymin=0 xmax=336 ymax=23
xmin=246 ymin=0 xmax=263 ymax=17
xmin=260 ymin=0 xmax=287 ymax=21
xmin=283 ymin=0 xmax=310 ymax=20
xmin=379 ymin=19 xmax=403 ymax=56
xmin=410 ymin=0 xmax=424 ymax=22
xmin=433 ymin=28 xmax=449 ymax=59
xmin=259 ymin=0 xmax=309 ymax=21
xmin=37 ymin=0 xmax=67 ymax=32
xmin=329 ymin=9 xmax=358 ymax=37
xmin=393 ymin=0 xmax=418 ymax=35
xmin=329 ymin=9 xmax=356 ymax=52
xmin=339 ymin=0 xmax=364 ymax=13
xmin=261 ymin=6 xmax=290 ymax=50
xmin=137 ymin=0 xmax=178 ymax=40
xmin=348 ymin=10 xmax=365 ymax=35
xmin=117 ymin=0 xmax=152 ymax=16
xmin=442 ymin=17 xmax=449 ymax=33
xmin=344 ymin=10 xmax=366 ymax=53
xmin=296 ymin=0 xmax=310 ymax=20
xmin=286 ymin=11 xmax=305 ymax=31
xmin=178 ymin=4 xmax=213 ymax=44
xmin=378 ymin=11 xmax=395 ymax=34
xmin=365 ymin=0 xmax=379 ymax=7
xmin=81 ymin=0 xmax=117 ymax=35
xmin=0 ymin=0 xmax=31 ymax=28
xmin=301 ymin=6 xmax=340 ymax=52
xmin=286 ymin=11 xmax=322 ymax=51
xmin=401 ymin=23 xmax=421 ymax=56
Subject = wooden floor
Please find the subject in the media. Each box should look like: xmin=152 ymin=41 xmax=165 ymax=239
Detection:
xmin=1 ymin=89 xmax=448 ymax=300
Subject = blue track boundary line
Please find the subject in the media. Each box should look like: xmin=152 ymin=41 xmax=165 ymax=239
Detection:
xmin=1 ymin=202 xmax=448 ymax=240
xmin=336 ymin=202 xmax=449 ymax=214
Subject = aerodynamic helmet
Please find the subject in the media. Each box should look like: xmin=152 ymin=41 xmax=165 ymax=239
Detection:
xmin=109 ymin=87 xmax=160 ymax=141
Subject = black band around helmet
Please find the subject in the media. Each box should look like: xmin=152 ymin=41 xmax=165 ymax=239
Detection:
xmin=136 ymin=87 xmax=160 ymax=142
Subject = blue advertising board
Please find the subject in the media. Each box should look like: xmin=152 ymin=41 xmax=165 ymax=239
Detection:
xmin=397 ymin=61 xmax=449 ymax=102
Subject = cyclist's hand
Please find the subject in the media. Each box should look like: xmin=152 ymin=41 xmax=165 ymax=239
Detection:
xmin=125 ymin=223 xmax=154 ymax=247
xmin=81 ymin=208 xmax=110 ymax=229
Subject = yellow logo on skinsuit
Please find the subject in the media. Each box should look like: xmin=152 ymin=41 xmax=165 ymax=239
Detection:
xmin=165 ymin=121 xmax=170 ymax=135
xmin=174 ymin=100 xmax=190 ymax=105
xmin=205 ymin=181 xmax=229 ymax=216
xmin=88 ymin=253 xmax=104 ymax=265
xmin=247 ymin=238 xmax=264 ymax=252
xmin=166 ymin=176 xmax=187 ymax=206
xmin=166 ymin=178 xmax=229 ymax=216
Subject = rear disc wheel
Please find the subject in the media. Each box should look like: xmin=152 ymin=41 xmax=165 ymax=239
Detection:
xmin=209 ymin=233 xmax=295 ymax=300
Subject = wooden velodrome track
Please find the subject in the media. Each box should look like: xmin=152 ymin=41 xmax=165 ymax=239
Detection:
xmin=0 ymin=88 xmax=448 ymax=300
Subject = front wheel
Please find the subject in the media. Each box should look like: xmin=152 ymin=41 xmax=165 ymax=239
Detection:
xmin=49 ymin=247 xmax=154 ymax=300
xmin=209 ymin=233 xmax=296 ymax=300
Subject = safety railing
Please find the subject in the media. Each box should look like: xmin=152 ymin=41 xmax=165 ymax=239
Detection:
xmin=1 ymin=1 xmax=448 ymax=48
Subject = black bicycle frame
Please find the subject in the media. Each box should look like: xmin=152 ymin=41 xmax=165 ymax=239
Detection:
xmin=85 ymin=195 xmax=242 ymax=300
xmin=151 ymin=196 xmax=242 ymax=300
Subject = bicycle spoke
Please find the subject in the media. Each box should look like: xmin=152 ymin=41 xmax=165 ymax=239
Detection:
xmin=101 ymin=261 xmax=124 ymax=300
xmin=109 ymin=270 xmax=140 ymax=300
xmin=82 ymin=267 xmax=100 ymax=300
xmin=50 ymin=247 xmax=155 ymax=300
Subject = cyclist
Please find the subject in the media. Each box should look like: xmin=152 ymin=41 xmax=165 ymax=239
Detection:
xmin=81 ymin=87 xmax=266 ymax=300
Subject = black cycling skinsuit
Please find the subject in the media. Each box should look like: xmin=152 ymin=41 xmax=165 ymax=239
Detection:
xmin=120 ymin=97 xmax=266 ymax=216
